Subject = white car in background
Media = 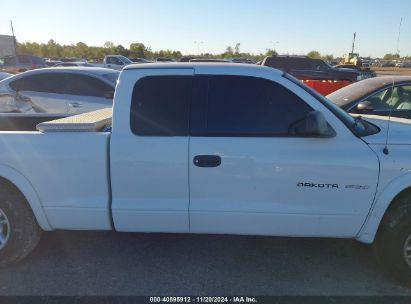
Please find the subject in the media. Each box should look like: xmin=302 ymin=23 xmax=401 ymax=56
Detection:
xmin=93 ymin=55 xmax=135 ymax=70
xmin=0 ymin=67 xmax=119 ymax=114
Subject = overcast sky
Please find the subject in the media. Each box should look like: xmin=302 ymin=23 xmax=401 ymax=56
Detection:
xmin=1 ymin=0 xmax=410 ymax=57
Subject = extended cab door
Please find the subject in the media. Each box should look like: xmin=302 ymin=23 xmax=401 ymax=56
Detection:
xmin=111 ymin=68 xmax=193 ymax=233
xmin=189 ymin=70 xmax=380 ymax=238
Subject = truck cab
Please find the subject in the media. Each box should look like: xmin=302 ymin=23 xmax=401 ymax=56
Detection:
xmin=104 ymin=55 xmax=134 ymax=70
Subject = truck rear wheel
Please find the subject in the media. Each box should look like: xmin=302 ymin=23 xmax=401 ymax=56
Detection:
xmin=0 ymin=182 xmax=42 ymax=267
xmin=375 ymin=193 xmax=411 ymax=286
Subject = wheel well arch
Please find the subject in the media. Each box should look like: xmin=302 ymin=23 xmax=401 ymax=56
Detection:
xmin=376 ymin=187 xmax=411 ymax=229
xmin=0 ymin=166 xmax=52 ymax=231
xmin=357 ymin=174 xmax=411 ymax=244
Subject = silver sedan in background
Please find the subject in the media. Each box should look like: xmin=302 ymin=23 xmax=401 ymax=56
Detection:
xmin=0 ymin=67 xmax=119 ymax=114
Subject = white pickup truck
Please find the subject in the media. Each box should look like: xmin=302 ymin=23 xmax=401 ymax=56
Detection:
xmin=1 ymin=63 xmax=411 ymax=284
xmin=93 ymin=55 xmax=134 ymax=70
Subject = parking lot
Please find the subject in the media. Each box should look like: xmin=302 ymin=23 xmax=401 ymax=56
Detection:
xmin=374 ymin=67 xmax=411 ymax=76
xmin=1 ymin=231 xmax=411 ymax=296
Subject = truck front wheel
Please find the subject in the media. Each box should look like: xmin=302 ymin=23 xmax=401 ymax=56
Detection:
xmin=375 ymin=193 xmax=411 ymax=286
xmin=0 ymin=183 xmax=42 ymax=267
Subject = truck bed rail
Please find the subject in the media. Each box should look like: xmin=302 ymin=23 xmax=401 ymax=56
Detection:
xmin=36 ymin=108 xmax=112 ymax=132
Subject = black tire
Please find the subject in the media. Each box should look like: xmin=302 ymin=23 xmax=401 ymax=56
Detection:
xmin=374 ymin=192 xmax=411 ymax=285
xmin=0 ymin=181 xmax=42 ymax=267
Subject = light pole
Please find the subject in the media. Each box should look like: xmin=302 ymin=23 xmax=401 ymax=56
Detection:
xmin=194 ymin=41 xmax=204 ymax=56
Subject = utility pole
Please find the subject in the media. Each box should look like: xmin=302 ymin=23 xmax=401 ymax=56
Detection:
xmin=351 ymin=32 xmax=356 ymax=54
xmin=397 ymin=18 xmax=403 ymax=56
xmin=9 ymin=20 xmax=17 ymax=57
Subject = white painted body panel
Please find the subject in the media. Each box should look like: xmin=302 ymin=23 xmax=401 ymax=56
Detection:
xmin=357 ymin=115 xmax=411 ymax=145
xmin=189 ymin=137 xmax=379 ymax=237
xmin=0 ymin=132 xmax=111 ymax=230
xmin=357 ymin=144 xmax=411 ymax=243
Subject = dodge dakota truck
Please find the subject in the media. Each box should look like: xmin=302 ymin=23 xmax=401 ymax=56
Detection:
xmin=0 ymin=63 xmax=411 ymax=284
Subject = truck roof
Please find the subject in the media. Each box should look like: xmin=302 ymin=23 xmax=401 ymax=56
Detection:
xmin=123 ymin=62 xmax=284 ymax=75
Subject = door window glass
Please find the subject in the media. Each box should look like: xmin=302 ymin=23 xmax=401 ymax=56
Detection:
xmin=130 ymin=76 xmax=192 ymax=136
xmin=194 ymin=75 xmax=313 ymax=137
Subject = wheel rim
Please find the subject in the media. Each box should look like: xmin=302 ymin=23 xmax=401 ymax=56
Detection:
xmin=0 ymin=208 xmax=10 ymax=250
xmin=403 ymin=234 xmax=411 ymax=268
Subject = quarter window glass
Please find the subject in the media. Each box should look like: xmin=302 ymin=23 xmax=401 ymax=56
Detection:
xmin=130 ymin=76 xmax=192 ymax=136
xmin=200 ymin=75 xmax=312 ymax=136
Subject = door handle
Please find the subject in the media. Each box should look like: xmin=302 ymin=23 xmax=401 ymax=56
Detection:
xmin=69 ymin=102 xmax=82 ymax=108
xmin=193 ymin=155 xmax=222 ymax=168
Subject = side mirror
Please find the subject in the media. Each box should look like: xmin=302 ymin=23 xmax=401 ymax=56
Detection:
xmin=104 ymin=91 xmax=115 ymax=99
xmin=356 ymin=100 xmax=374 ymax=113
xmin=290 ymin=111 xmax=336 ymax=138
xmin=305 ymin=111 xmax=336 ymax=137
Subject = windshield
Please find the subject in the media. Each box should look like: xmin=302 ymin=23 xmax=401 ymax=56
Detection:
xmin=118 ymin=56 xmax=133 ymax=64
xmin=321 ymin=60 xmax=335 ymax=71
xmin=102 ymin=72 xmax=120 ymax=84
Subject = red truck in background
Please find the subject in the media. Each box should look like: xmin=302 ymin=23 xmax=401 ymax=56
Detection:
xmin=300 ymin=79 xmax=352 ymax=96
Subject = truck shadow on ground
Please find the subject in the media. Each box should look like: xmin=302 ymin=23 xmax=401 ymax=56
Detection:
xmin=1 ymin=231 xmax=410 ymax=295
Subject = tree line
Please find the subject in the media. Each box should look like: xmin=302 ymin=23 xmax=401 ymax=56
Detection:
xmin=15 ymin=39 xmax=410 ymax=62
xmin=16 ymin=40 xmax=278 ymax=61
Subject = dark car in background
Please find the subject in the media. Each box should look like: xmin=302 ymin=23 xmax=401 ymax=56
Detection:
xmin=189 ymin=58 xmax=230 ymax=63
xmin=262 ymin=56 xmax=361 ymax=82
xmin=327 ymin=76 xmax=411 ymax=119
xmin=156 ymin=57 xmax=175 ymax=62
xmin=0 ymin=55 xmax=46 ymax=74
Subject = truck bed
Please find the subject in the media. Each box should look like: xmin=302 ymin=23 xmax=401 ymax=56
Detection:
xmin=0 ymin=110 xmax=112 ymax=230
xmin=0 ymin=113 xmax=67 ymax=131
